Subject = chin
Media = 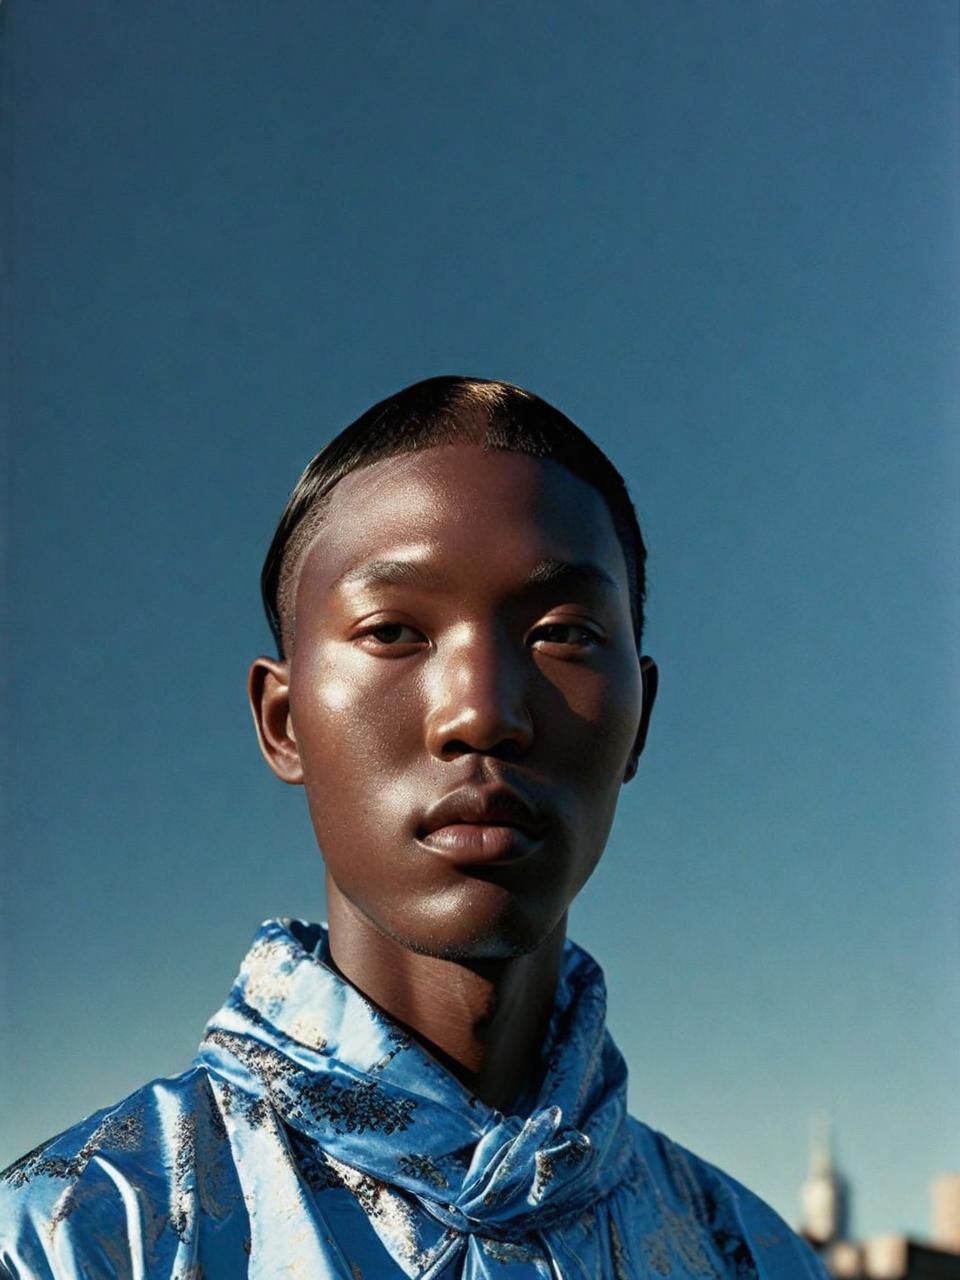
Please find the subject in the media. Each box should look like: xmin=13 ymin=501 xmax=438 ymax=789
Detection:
xmin=381 ymin=887 xmax=564 ymax=964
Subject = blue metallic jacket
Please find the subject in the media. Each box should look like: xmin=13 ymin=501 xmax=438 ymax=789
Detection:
xmin=1 ymin=919 xmax=827 ymax=1278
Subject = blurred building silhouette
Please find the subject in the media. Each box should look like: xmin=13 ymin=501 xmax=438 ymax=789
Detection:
xmin=801 ymin=1115 xmax=850 ymax=1247
xmin=797 ymin=1120 xmax=960 ymax=1279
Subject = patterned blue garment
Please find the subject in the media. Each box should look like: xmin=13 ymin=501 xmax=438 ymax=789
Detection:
xmin=1 ymin=919 xmax=827 ymax=1278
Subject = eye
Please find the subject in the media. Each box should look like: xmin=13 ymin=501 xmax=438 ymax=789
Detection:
xmin=358 ymin=622 xmax=427 ymax=650
xmin=530 ymin=622 xmax=603 ymax=650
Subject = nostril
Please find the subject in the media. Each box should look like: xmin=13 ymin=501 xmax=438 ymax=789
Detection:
xmin=440 ymin=738 xmax=526 ymax=764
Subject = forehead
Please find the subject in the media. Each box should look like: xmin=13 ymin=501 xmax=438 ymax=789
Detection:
xmin=297 ymin=444 xmax=630 ymax=596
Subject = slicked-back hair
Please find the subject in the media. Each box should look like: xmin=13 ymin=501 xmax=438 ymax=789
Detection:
xmin=261 ymin=376 xmax=647 ymax=657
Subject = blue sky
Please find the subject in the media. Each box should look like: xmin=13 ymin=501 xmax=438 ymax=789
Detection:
xmin=3 ymin=1 xmax=958 ymax=1240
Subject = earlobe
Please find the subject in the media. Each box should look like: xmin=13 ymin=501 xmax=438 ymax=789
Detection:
xmin=247 ymin=656 xmax=304 ymax=785
xmin=623 ymin=656 xmax=658 ymax=783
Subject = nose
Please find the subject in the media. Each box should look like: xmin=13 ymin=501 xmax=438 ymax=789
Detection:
xmin=424 ymin=625 xmax=534 ymax=762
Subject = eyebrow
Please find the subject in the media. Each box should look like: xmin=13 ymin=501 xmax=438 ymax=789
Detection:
xmin=332 ymin=557 xmax=619 ymax=594
xmin=523 ymin=559 xmax=618 ymax=591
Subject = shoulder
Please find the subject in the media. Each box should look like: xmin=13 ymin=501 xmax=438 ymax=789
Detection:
xmin=0 ymin=1065 xmax=240 ymax=1280
xmin=625 ymin=1117 xmax=830 ymax=1279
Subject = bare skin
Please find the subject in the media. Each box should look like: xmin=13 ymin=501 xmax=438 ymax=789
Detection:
xmin=327 ymin=893 xmax=566 ymax=1110
xmin=249 ymin=443 xmax=657 ymax=1112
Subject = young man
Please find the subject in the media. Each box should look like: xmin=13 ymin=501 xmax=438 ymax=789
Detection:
xmin=1 ymin=378 xmax=827 ymax=1277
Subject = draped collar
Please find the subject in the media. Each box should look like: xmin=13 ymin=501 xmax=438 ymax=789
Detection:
xmin=195 ymin=919 xmax=636 ymax=1241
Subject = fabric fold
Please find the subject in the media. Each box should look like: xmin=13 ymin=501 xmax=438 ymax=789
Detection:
xmin=193 ymin=918 xmax=635 ymax=1264
xmin=1 ymin=918 xmax=830 ymax=1279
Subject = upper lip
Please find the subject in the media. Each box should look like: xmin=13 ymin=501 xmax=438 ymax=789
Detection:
xmin=417 ymin=785 xmax=547 ymax=838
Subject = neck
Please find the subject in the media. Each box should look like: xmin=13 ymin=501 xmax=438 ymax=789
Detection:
xmin=325 ymin=888 xmax=566 ymax=1113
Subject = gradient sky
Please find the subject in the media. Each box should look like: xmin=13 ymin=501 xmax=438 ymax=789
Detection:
xmin=3 ymin=0 xmax=958 ymax=1243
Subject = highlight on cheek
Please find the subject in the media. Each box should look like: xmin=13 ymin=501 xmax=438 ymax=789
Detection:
xmin=316 ymin=676 xmax=355 ymax=713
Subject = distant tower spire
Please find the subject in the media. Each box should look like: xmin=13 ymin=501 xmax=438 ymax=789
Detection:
xmin=800 ymin=1112 xmax=849 ymax=1246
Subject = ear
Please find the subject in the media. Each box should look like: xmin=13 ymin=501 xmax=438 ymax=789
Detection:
xmin=623 ymin=656 xmax=658 ymax=783
xmin=247 ymin=656 xmax=304 ymax=784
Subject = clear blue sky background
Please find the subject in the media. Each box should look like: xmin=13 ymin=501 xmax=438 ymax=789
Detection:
xmin=3 ymin=0 xmax=957 ymax=1243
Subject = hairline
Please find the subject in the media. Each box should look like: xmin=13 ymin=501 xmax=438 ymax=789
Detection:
xmin=263 ymin=377 xmax=646 ymax=657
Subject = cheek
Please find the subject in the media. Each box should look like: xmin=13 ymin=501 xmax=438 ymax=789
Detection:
xmin=547 ymin=658 xmax=642 ymax=769
xmin=289 ymin=646 xmax=420 ymax=804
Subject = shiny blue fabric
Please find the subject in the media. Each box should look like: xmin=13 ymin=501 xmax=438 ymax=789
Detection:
xmin=1 ymin=919 xmax=827 ymax=1278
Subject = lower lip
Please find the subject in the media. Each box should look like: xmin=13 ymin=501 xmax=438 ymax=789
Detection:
xmin=416 ymin=824 xmax=540 ymax=863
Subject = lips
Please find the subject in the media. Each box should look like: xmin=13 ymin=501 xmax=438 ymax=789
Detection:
xmin=416 ymin=784 xmax=547 ymax=863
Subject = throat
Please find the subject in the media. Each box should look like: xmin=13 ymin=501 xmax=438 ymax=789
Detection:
xmin=325 ymin=892 xmax=566 ymax=1113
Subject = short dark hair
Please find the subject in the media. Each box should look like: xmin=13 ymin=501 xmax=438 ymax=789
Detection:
xmin=261 ymin=376 xmax=647 ymax=656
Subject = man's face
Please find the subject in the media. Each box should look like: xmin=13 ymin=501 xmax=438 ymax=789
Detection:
xmin=254 ymin=443 xmax=655 ymax=961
